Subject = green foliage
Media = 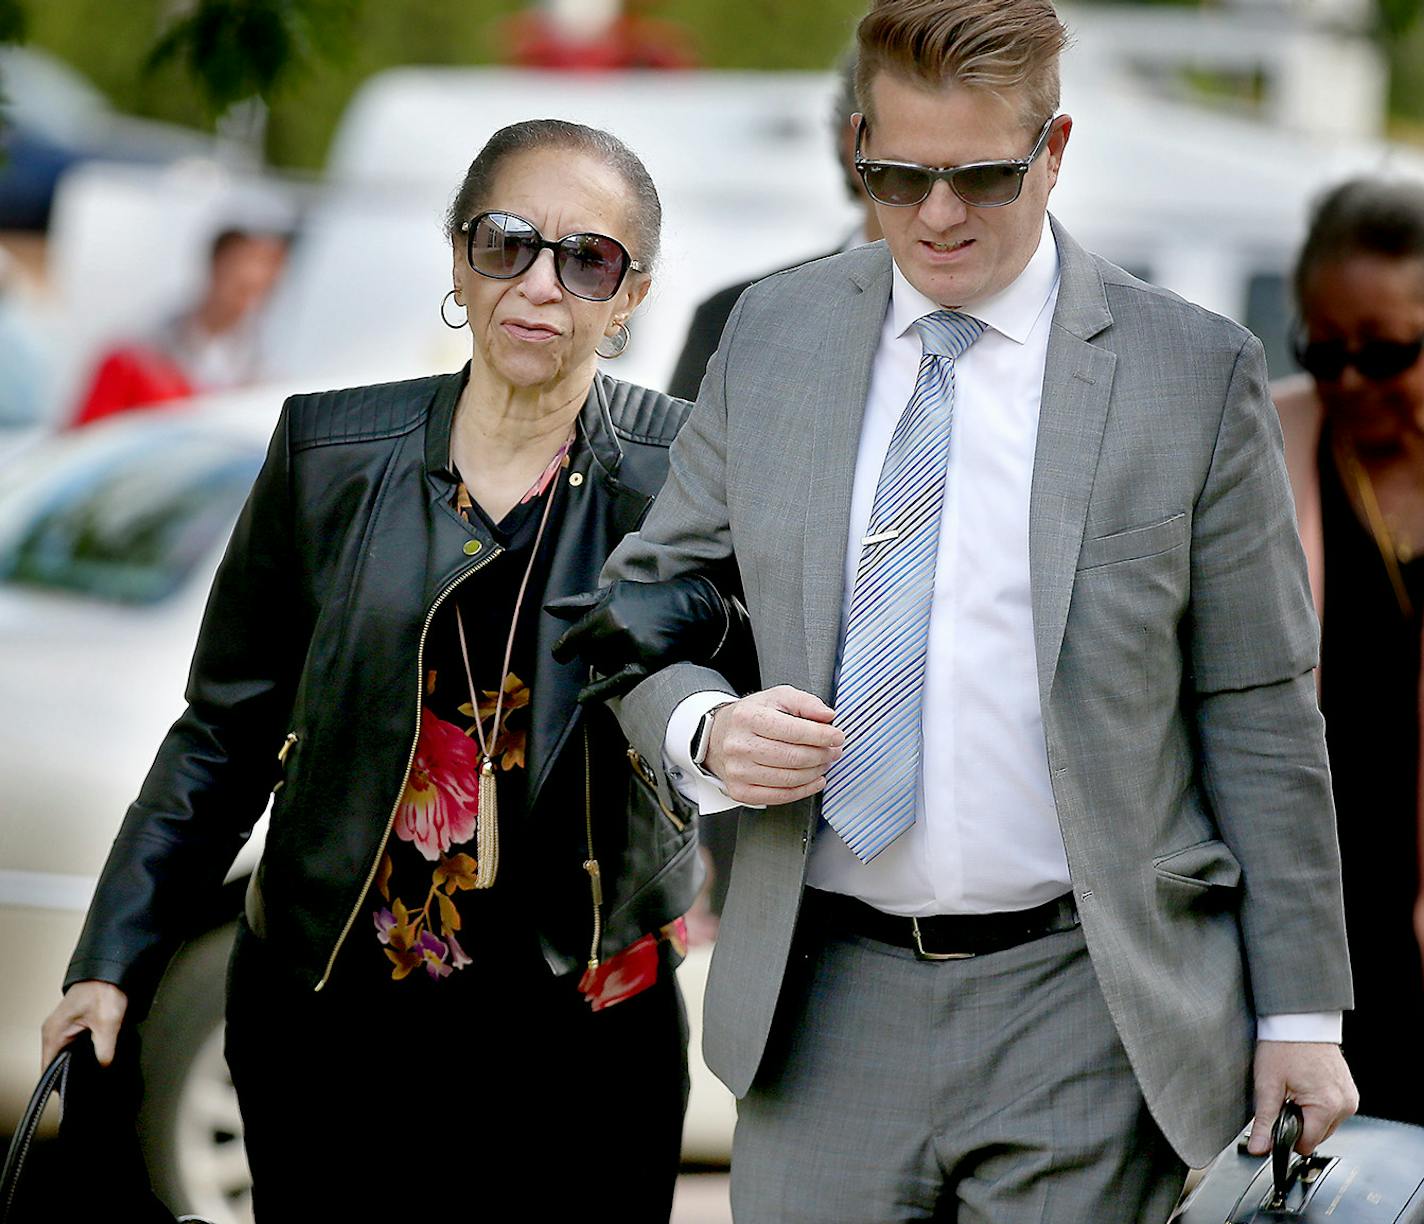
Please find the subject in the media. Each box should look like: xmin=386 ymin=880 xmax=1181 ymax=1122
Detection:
xmin=1377 ymin=0 xmax=1424 ymax=38
xmin=671 ymin=0 xmax=866 ymax=68
xmin=0 ymin=0 xmax=26 ymax=43
xmin=9 ymin=0 xmax=1424 ymax=165
xmin=147 ymin=0 xmax=355 ymax=116
xmin=1385 ymin=8 xmax=1424 ymax=123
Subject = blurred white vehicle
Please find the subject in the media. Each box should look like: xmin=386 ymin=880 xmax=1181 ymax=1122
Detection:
xmin=0 ymin=396 xmax=272 ymax=1220
xmin=44 ymin=60 xmax=1424 ymax=433
xmin=0 ymin=390 xmax=733 ymax=1222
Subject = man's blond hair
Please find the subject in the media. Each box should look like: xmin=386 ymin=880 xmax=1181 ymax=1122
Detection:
xmin=855 ymin=0 xmax=1070 ymax=132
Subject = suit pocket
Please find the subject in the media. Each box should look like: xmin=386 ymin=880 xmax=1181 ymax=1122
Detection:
xmin=1076 ymin=512 xmax=1188 ymax=571
xmin=1153 ymin=838 xmax=1242 ymax=910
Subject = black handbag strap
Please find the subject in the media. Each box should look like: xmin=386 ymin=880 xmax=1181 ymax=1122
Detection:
xmin=0 ymin=1047 xmax=71 ymax=1222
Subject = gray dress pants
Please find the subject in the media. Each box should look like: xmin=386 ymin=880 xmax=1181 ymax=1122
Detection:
xmin=731 ymin=918 xmax=1187 ymax=1222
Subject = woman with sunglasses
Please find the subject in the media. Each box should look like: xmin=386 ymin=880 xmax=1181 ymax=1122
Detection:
xmin=41 ymin=119 xmax=741 ymax=1219
xmin=1273 ymin=175 xmax=1424 ymax=1127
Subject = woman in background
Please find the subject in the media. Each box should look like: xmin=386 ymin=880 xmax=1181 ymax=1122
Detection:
xmin=1275 ymin=176 xmax=1424 ymax=1125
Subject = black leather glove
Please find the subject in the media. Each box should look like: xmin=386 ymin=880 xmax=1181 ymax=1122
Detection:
xmin=547 ymin=575 xmax=751 ymax=704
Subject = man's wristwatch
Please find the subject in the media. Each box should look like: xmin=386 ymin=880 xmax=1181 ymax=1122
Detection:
xmin=690 ymin=701 xmax=734 ymax=769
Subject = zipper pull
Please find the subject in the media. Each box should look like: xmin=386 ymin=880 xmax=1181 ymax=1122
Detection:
xmin=273 ymin=732 xmax=299 ymax=792
xmin=584 ymin=858 xmax=603 ymax=906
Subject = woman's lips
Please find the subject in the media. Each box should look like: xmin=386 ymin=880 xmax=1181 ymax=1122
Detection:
xmin=502 ymin=319 xmax=560 ymax=342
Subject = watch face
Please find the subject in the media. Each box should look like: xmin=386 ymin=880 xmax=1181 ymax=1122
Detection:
xmin=691 ymin=712 xmax=713 ymax=765
xmin=692 ymin=705 xmax=727 ymax=766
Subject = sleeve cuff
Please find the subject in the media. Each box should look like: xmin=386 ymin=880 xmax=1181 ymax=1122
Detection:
xmin=1256 ymin=1012 xmax=1343 ymax=1043
xmin=663 ymin=691 xmax=762 ymax=814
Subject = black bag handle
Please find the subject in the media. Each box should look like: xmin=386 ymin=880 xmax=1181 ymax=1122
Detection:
xmin=0 ymin=1034 xmax=211 ymax=1224
xmin=1272 ymin=1098 xmax=1306 ymax=1197
xmin=0 ymin=1046 xmax=71 ymax=1223
xmin=1261 ymin=1098 xmax=1329 ymax=1214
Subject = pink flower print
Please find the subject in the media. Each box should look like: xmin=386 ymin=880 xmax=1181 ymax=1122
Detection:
xmin=394 ymin=708 xmax=481 ymax=861
xmin=447 ymin=931 xmax=473 ymax=970
xmin=373 ymin=908 xmax=397 ymax=944
xmin=418 ymin=930 xmax=452 ymax=980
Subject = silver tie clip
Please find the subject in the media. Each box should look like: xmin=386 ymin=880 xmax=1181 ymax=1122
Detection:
xmin=861 ymin=529 xmax=900 ymax=547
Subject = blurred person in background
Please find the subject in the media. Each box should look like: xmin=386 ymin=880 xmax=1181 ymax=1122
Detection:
xmin=1273 ymin=176 xmax=1424 ymax=1126
xmin=666 ymin=51 xmax=882 ymax=404
xmin=39 ymin=119 xmax=730 ymax=1219
xmin=69 ymin=226 xmax=289 ymax=428
xmin=0 ymin=245 xmax=49 ymax=427
xmin=505 ymin=0 xmax=698 ymax=68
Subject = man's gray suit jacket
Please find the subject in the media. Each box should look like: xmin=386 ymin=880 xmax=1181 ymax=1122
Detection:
xmin=603 ymin=219 xmax=1353 ymax=1167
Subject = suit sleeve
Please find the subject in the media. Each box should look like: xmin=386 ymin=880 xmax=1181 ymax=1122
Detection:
xmin=1187 ymin=334 xmax=1352 ymax=1017
xmin=64 ymin=401 xmax=310 ymax=1012
xmin=601 ymin=295 xmax=754 ymax=813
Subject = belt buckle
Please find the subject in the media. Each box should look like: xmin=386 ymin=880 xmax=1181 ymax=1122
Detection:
xmin=911 ymin=917 xmax=975 ymax=961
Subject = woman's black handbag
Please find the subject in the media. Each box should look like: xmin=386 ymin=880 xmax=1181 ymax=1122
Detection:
xmin=0 ymin=1031 xmax=196 ymax=1224
xmin=1175 ymin=1100 xmax=1424 ymax=1221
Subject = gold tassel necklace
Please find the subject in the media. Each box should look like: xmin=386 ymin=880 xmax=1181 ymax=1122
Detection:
xmin=452 ymin=431 xmax=571 ymax=889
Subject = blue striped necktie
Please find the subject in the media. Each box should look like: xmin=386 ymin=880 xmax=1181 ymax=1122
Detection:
xmin=820 ymin=309 xmax=986 ymax=862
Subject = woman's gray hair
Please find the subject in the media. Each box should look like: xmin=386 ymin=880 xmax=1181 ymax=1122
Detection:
xmin=445 ymin=119 xmax=662 ymax=270
xmin=1294 ymin=176 xmax=1424 ymax=307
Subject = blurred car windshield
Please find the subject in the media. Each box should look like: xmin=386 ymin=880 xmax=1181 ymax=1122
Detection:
xmin=0 ymin=421 xmax=261 ymax=605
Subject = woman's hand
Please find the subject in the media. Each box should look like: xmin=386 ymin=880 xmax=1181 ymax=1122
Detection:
xmin=547 ymin=575 xmax=744 ymax=703
xmin=40 ymin=980 xmax=128 ymax=1068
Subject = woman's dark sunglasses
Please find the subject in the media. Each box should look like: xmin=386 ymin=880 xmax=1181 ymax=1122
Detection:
xmin=461 ymin=210 xmax=645 ymax=302
xmin=854 ymin=114 xmax=1057 ymax=209
xmin=1293 ymin=332 xmax=1424 ymax=383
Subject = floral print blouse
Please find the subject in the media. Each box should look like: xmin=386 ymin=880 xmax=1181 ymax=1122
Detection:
xmin=370 ymin=452 xmax=565 ymax=984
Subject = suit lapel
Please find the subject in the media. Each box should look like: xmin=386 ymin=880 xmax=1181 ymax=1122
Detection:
xmin=802 ymin=250 xmax=895 ymax=698
xmin=1029 ymin=219 xmax=1117 ymax=707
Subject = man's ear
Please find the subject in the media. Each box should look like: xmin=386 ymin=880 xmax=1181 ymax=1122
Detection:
xmin=1044 ymin=114 xmax=1073 ymax=189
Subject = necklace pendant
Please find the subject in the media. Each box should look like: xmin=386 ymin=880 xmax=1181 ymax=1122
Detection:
xmin=475 ymin=757 xmax=499 ymax=889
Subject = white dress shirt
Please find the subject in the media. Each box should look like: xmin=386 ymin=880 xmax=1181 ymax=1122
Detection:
xmin=662 ymin=218 xmax=1338 ymax=1042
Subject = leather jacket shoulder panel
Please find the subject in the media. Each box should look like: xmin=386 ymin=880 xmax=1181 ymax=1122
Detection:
xmin=602 ymin=374 xmax=692 ymax=447
xmin=285 ymin=372 xmax=458 ymax=453
xmin=589 ymin=373 xmax=690 ymax=499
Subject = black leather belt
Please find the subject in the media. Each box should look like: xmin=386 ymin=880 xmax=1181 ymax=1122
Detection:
xmin=803 ymin=888 xmax=1080 ymax=960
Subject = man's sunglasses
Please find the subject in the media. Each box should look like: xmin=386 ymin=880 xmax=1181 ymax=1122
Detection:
xmin=854 ymin=114 xmax=1057 ymax=209
xmin=461 ymin=210 xmax=645 ymax=302
xmin=1293 ymin=332 xmax=1424 ymax=383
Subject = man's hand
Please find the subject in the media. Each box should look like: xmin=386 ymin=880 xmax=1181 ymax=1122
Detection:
xmin=40 ymin=980 xmax=128 ymax=1068
xmin=703 ymin=685 xmax=842 ymax=806
xmin=1246 ymin=1041 xmax=1358 ymax=1156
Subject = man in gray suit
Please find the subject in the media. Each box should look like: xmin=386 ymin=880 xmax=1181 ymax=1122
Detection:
xmin=596 ymin=0 xmax=1358 ymax=1217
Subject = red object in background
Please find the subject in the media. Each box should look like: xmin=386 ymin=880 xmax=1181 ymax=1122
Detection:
xmin=71 ymin=346 xmax=194 ymax=428
xmin=503 ymin=12 xmax=698 ymax=69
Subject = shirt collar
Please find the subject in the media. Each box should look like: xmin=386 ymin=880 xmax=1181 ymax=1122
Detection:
xmin=890 ymin=214 xmax=1060 ymax=346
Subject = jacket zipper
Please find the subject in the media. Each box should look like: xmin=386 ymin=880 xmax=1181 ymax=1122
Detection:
xmin=583 ymin=724 xmax=602 ymax=970
xmin=273 ymin=731 xmax=298 ymax=792
xmin=314 ymin=544 xmax=503 ymax=991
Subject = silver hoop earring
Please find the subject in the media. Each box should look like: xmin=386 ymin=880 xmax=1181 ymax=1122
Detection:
xmin=596 ymin=321 xmax=630 ymax=359
xmin=441 ymin=289 xmax=467 ymax=330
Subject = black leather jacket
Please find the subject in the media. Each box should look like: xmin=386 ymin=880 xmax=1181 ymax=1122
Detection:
xmin=66 ymin=368 xmax=701 ymax=1009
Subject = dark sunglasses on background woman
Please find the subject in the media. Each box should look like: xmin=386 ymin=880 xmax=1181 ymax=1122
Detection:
xmin=462 ymin=210 xmax=645 ymax=301
xmin=1293 ymin=331 xmax=1424 ymax=383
